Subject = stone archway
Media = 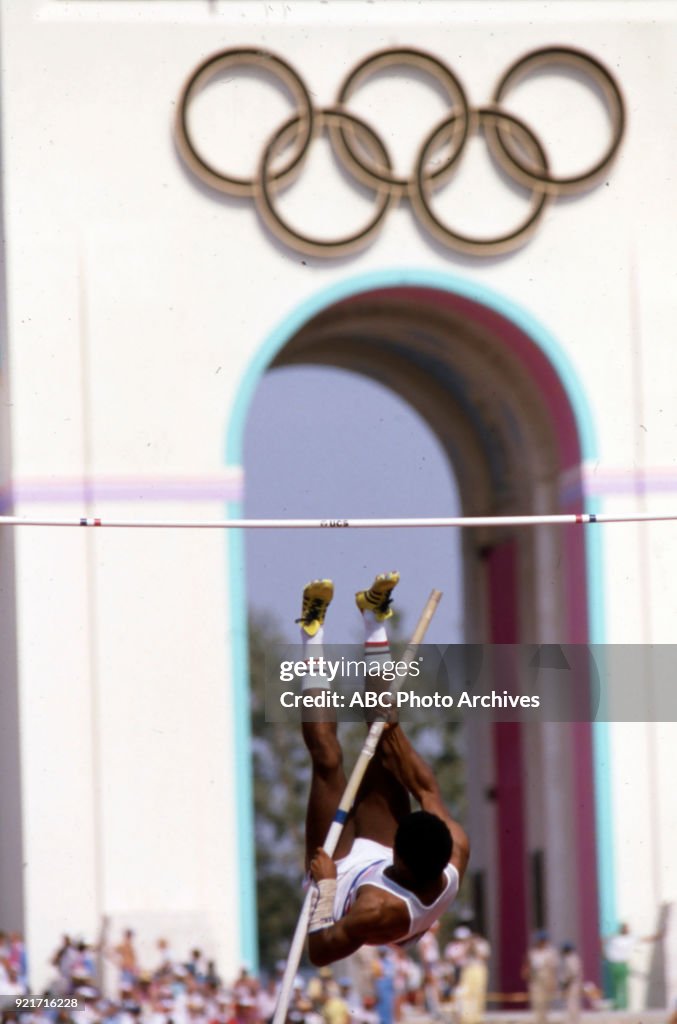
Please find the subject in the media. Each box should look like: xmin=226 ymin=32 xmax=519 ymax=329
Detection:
xmin=228 ymin=274 xmax=603 ymax=985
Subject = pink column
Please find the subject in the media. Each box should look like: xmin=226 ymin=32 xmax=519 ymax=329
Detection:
xmin=487 ymin=540 xmax=529 ymax=996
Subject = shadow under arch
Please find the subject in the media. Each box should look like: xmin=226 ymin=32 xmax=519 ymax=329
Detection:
xmin=225 ymin=268 xmax=615 ymax=981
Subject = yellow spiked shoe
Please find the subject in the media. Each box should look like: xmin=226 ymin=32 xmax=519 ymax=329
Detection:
xmin=296 ymin=579 xmax=334 ymax=636
xmin=355 ymin=571 xmax=400 ymax=621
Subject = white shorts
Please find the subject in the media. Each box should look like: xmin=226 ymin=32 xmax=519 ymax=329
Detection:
xmin=334 ymin=837 xmax=392 ymax=919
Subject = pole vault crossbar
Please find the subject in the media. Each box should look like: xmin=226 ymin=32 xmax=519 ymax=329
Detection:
xmin=0 ymin=512 xmax=676 ymax=529
xmin=271 ymin=589 xmax=443 ymax=1024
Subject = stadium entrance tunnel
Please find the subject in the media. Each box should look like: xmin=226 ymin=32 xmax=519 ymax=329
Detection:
xmin=231 ymin=278 xmax=603 ymax=991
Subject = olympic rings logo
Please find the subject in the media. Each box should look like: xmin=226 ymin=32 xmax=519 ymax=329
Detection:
xmin=175 ymin=46 xmax=625 ymax=258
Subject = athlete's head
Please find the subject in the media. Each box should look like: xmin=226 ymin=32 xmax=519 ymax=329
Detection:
xmin=393 ymin=810 xmax=452 ymax=884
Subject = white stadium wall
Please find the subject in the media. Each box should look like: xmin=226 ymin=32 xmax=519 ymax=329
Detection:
xmin=0 ymin=0 xmax=676 ymax=1003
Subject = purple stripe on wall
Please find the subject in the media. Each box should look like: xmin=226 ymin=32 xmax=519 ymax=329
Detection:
xmin=0 ymin=475 xmax=244 ymax=508
xmin=560 ymin=465 xmax=677 ymax=505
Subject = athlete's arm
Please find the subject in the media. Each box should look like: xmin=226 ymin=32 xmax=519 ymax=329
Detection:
xmin=306 ymin=849 xmax=409 ymax=966
xmin=307 ymin=893 xmax=409 ymax=966
xmin=379 ymin=725 xmax=470 ymax=880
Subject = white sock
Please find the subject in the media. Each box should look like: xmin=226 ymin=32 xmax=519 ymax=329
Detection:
xmin=362 ymin=610 xmax=391 ymax=664
xmin=301 ymin=624 xmax=324 ymax=651
xmin=301 ymin=625 xmax=329 ymax=690
xmin=362 ymin=611 xmax=393 ymax=716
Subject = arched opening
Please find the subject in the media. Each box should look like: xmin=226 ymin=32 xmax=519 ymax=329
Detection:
xmin=227 ymin=272 xmax=608 ymax=990
xmin=244 ymin=365 xmax=464 ymax=644
xmin=244 ymin=363 xmax=465 ymax=970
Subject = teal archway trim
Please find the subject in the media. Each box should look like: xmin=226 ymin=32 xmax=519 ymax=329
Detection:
xmin=224 ymin=267 xmax=615 ymax=968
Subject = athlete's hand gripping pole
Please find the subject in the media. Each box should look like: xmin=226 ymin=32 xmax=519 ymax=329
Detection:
xmin=272 ymin=589 xmax=442 ymax=1024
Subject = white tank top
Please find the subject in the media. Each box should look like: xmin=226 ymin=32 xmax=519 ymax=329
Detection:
xmin=345 ymin=858 xmax=460 ymax=949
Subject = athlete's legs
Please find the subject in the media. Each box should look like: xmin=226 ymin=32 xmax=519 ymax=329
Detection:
xmin=302 ymin=718 xmax=355 ymax=865
xmin=298 ymin=580 xmax=355 ymax=866
xmin=353 ymin=573 xmax=411 ymax=846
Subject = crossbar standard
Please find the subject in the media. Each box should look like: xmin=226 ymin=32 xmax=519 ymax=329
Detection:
xmin=0 ymin=512 xmax=676 ymax=529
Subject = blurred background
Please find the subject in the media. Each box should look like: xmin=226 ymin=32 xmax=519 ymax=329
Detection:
xmin=0 ymin=1 xmax=676 ymax=1020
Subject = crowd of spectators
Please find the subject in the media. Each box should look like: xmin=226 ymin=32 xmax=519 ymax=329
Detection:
xmin=0 ymin=925 xmax=494 ymax=1024
xmin=3 ymin=924 xmax=667 ymax=1024
xmin=0 ymin=933 xmax=27 ymax=1000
